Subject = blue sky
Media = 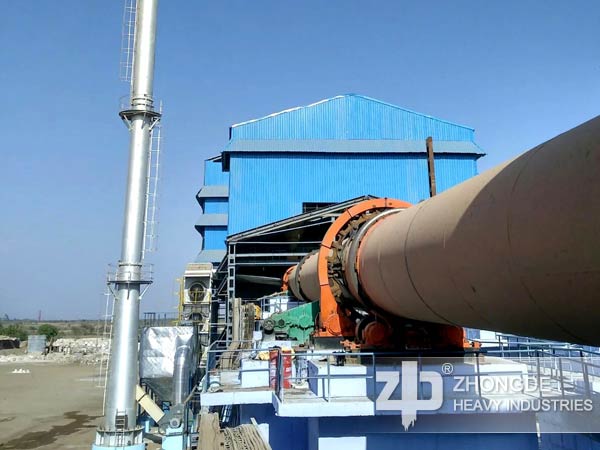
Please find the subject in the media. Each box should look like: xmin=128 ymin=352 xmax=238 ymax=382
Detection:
xmin=1 ymin=1 xmax=598 ymax=320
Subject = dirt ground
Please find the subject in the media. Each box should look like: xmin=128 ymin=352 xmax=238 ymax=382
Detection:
xmin=0 ymin=360 xmax=103 ymax=449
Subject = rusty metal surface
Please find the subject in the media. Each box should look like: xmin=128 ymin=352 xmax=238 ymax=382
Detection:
xmin=426 ymin=136 xmax=437 ymax=197
xmin=287 ymin=264 xmax=302 ymax=300
xmin=288 ymin=251 xmax=320 ymax=301
xmin=357 ymin=116 xmax=600 ymax=345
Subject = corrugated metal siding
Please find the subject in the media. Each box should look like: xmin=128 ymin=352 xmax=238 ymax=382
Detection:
xmin=225 ymin=139 xmax=484 ymax=155
xmin=203 ymin=227 xmax=227 ymax=250
xmin=198 ymin=159 xmax=230 ymax=245
xmin=231 ymin=95 xmax=474 ymax=141
xmin=203 ymin=198 xmax=229 ymax=214
xmin=204 ymin=158 xmax=229 ymax=185
xmin=434 ymin=155 xmax=479 ymax=193
xmin=228 ymin=153 xmax=478 ymax=234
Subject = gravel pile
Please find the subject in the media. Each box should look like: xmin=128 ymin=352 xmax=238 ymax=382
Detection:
xmin=53 ymin=337 xmax=109 ymax=354
xmin=0 ymin=337 xmax=110 ymax=365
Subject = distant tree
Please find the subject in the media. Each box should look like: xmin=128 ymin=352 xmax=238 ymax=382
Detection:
xmin=37 ymin=324 xmax=59 ymax=342
xmin=1 ymin=324 xmax=27 ymax=341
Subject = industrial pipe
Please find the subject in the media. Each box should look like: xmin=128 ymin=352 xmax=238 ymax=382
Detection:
xmin=291 ymin=116 xmax=600 ymax=346
xmin=172 ymin=341 xmax=192 ymax=405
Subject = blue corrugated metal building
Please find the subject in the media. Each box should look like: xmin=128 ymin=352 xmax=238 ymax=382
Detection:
xmin=196 ymin=94 xmax=484 ymax=263
xmin=195 ymin=156 xmax=229 ymax=262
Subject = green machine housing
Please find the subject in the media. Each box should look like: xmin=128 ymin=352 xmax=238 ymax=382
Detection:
xmin=262 ymin=301 xmax=319 ymax=344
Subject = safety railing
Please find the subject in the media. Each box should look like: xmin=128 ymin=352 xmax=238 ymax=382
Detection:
xmin=474 ymin=332 xmax=599 ymax=358
xmin=242 ymin=295 xmax=302 ymax=316
xmin=272 ymin=350 xmax=378 ymax=404
xmin=202 ymin=345 xmax=600 ymax=407
xmin=492 ymin=348 xmax=600 ymax=398
xmin=202 ymin=344 xmax=377 ymax=403
xmin=203 ymin=339 xmax=260 ymax=391
xmin=141 ymin=311 xmax=179 ymax=328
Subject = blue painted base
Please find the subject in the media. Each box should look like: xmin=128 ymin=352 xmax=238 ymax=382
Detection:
xmin=162 ymin=428 xmax=185 ymax=450
xmin=92 ymin=444 xmax=145 ymax=450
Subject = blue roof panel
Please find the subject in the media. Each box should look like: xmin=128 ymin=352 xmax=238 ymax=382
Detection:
xmin=230 ymin=94 xmax=475 ymax=141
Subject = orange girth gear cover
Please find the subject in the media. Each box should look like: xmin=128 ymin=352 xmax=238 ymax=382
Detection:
xmin=314 ymin=198 xmax=411 ymax=338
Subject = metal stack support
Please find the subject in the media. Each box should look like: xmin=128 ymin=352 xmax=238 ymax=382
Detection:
xmin=287 ymin=116 xmax=600 ymax=348
xmin=94 ymin=0 xmax=161 ymax=448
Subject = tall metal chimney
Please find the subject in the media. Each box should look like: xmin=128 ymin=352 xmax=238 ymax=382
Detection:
xmin=94 ymin=0 xmax=160 ymax=448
